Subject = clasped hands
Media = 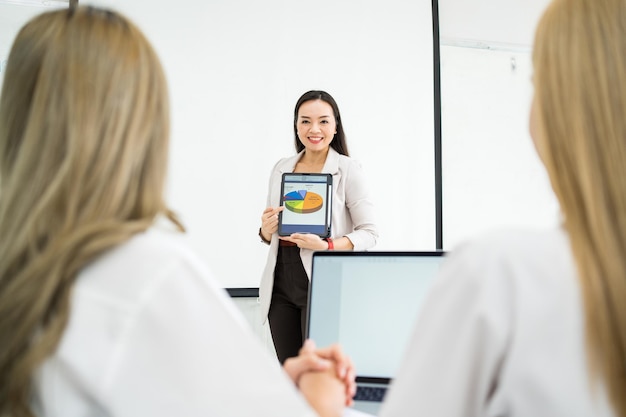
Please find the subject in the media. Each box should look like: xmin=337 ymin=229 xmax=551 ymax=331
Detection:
xmin=284 ymin=339 xmax=356 ymax=409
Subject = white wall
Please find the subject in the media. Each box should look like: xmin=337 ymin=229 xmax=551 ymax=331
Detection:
xmin=231 ymin=296 xmax=276 ymax=357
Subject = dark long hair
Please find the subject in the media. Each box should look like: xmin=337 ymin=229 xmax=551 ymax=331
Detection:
xmin=293 ymin=90 xmax=349 ymax=156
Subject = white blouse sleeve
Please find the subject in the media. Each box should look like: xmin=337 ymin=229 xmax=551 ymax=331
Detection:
xmin=379 ymin=240 xmax=514 ymax=417
xmin=102 ymin=252 xmax=316 ymax=417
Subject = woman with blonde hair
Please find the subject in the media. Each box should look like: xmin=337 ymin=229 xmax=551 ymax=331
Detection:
xmin=0 ymin=6 xmax=354 ymax=417
xmin=379 ymin=0 xmax=625 ymax=415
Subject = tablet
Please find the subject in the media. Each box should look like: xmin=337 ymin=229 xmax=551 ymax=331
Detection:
xmin=278 ymin=173 xmax=332 ymax=238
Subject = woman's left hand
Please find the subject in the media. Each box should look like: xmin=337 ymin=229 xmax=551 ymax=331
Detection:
xmin=281 ymin=233 xmax=328 ymax=250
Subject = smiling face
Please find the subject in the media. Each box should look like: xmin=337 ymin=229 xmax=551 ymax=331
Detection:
xmin=296 ymin=99 xmax=337 ymax=154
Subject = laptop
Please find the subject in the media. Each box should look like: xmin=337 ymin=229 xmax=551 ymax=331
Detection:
xmin=306 ymin=251 xmax=445 ymax=415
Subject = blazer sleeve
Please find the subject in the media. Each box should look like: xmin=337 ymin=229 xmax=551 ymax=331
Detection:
xmin=343 ymin=159 xmax=379 ymax=250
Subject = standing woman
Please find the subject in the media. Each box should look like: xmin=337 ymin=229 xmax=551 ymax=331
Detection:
xmin=259 ymin=90 xmax=378 ymax=364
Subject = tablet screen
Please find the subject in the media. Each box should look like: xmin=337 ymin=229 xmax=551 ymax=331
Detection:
xmin=278 ymin=173 xmax=332 ymax=237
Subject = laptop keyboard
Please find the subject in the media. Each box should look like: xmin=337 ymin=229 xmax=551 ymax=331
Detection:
xmin=354 ymin=385 xmax=387 ymax=402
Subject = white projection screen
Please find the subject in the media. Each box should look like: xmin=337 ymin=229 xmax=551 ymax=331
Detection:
xmin=0 ymin=0 xmax=437 ymax=288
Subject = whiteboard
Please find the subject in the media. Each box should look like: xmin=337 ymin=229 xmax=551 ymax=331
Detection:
xmin=440 ymin=45 xmax=559 ymax=249
xmin=0 ymin=0 xmax=436 ymax=288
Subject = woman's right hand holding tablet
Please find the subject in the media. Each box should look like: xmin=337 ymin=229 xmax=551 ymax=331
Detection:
xmin=260 ymin=206 xmax=284 ymax=242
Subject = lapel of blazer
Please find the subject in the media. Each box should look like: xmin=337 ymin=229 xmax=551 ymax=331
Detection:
xmin=270 ymin=151 xmax=303 ymax=206
xmin=322 ymin=147 xmax=342 ymax=178
xmin=322 ymin=148 xmax=342 ymax=233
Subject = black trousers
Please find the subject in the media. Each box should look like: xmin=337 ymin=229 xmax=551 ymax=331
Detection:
xmin=268 ymin=246 xmax=309 ymax=364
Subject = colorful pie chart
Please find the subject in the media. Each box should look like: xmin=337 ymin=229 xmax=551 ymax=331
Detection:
xmin=283 ymin=190 xmax=323 ymax=214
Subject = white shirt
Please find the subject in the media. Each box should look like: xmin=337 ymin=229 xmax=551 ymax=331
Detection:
xmin=379 ymin=228 xmax=614 ymax=417
xmin=32 ymin=224 xmax=316 ymax=417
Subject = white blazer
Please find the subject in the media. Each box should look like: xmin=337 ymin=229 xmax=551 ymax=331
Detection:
xmin=259 ymin=148 xmax=378 ymax=323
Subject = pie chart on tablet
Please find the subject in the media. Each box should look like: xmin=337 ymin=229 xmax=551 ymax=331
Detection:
xmin=283 ymin=190 xmax=323 ymax=214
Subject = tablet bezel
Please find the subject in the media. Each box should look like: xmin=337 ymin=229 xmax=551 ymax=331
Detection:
xmin=278 ymin=173 xmax=332 ymax=238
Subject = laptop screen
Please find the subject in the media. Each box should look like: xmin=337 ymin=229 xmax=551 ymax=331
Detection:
xmin=306 ymin=251 xmax=445 ymax=380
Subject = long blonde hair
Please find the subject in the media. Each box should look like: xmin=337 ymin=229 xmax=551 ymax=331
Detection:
xmin=533 ymin=0 xmax=626 ymax=414
xmin=0 ymin=7 xmax=182 ymax=416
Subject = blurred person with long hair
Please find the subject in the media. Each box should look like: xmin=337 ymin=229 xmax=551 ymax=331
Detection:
xmin=0 ymin=7 xmax=354 ymax=417
xmin=379 ymin=0 xmax=625 ymax=415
